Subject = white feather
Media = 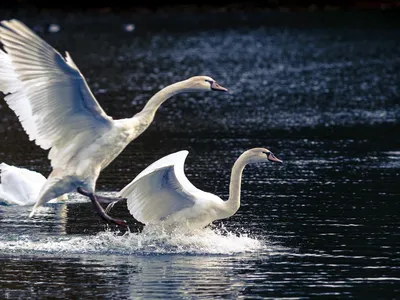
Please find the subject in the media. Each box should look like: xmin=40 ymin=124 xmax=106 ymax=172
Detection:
xmin=0 ymin=49 xmax=37 ymax=139
xmin=0 ymin=19 xmax=113 ymax=169
xmin=0 ymin=163 xmax=47 ymax=205
xmin=117 ymin=148 xmax=283 ymax=230
xmin=0 ymin=163 xmax=68 ymax=205
xmin=120 ymin=150 xmax=222 ymax=225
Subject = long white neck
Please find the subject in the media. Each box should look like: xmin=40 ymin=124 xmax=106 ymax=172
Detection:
xmin=222 ymin=154 xmax=249 ymax=218
xmin=134 ymin=80 xmax=192 ymax=125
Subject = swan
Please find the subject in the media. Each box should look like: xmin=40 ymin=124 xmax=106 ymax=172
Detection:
xmin=0 ymin=163 xmax=67 ymax=206
xmin=0 ymin=19 xmax=228 ymax=227
xmin=109 ymin=148 xmax=282 ymax=231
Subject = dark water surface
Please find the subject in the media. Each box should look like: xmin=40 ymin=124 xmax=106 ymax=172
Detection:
xmin=0 ymin=11 xmax=399 ymax=299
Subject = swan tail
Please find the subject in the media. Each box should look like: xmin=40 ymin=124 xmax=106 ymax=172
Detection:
xmin=28 ymin=175 xmax=73 ymax=216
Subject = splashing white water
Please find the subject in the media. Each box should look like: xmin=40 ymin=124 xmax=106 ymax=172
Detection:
xmin=0 ymin=225 xmax=272 ymax=256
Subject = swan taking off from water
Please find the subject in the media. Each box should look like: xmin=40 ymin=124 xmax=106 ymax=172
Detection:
xmin=0 ymin=19 xmax=228 ymax=227
xmin=0 ymin=163 xmax=67 ymax=206
xmin=113 ymin=148 xmax=282 ymax=231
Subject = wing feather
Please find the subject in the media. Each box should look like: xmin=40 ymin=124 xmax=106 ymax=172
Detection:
xmin=0 ymin=19 xmax=113 ymax=169
xmin=120 ymin=150 xmax=219 ymax=224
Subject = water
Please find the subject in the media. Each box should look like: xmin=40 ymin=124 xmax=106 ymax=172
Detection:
xmin=0 ymin=10 xmax=399 ymax=299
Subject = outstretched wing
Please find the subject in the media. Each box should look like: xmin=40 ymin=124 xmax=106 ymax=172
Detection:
xmin=0 ymin=19 xmax=113 ymax=169
xmin=120 ymin=150 xmax=217 ymax=225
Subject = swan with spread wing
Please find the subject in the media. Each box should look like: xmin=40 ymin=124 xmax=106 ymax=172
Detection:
xmin=0 ymin=19 xmax=228 ymax=226
xmin=110 ymin=148 xmax=282 ymax=230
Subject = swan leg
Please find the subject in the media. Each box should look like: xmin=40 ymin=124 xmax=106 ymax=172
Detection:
xmin=77 ymin=187 xmax=126 ymax=204
xmin=77 ymin=187 xmax=128 ymax=227
xmin=89 ymin=193 xmax=128 ymax=227
xmin=76 ymin=187 xmax=91 ymax=197
xmin=96 ymin=195 xmax=127 ymax=204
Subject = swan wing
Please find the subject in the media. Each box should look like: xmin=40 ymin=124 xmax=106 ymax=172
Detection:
xmin=0 ymin=48 xmax=37 ymax=139
xmin=0 ymin=19 xmax=113 ymax=168
xmin=120 ymin=150 xmax=216 ymax=224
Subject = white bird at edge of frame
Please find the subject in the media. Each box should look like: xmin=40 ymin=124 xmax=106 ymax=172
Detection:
xmin=0 ymin=163 xmax=67 ymax=206
xmin=106 ymin=147 xmax=283 ymax=231
xmin=0 ymin=19 xmax=228 ymax=227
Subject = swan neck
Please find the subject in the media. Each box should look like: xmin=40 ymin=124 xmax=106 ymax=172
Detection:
xmin=225 ymin=155 xmax=248 ymax=216
xmin=137 ymin=80 xmax=190 ymax=122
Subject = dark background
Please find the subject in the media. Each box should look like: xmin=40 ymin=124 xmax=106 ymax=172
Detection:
xmin=0 ymin=1 xmax=399 ymax=299
xmin=2 ymin=0 xmax=400 ymax=12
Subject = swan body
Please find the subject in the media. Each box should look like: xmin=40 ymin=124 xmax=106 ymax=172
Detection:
xmin=0 ymin=163 xmax=67 ymax=206
xmin=117 ymin=148 xmax=282 ymax=230
xmin=0 ymin=19 xmax=227 ymax=226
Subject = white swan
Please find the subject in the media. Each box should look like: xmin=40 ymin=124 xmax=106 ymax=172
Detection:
xmin=112 ymin=148 xmax=282 ymax=231
xmin=0 ymin=19 xmax=228 ymax=226
xmin=0 ymin=163 xmax=67 ymax=206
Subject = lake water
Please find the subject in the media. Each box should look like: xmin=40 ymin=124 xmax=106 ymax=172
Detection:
xmin=0 ymin=10 xmax=399 ymax=299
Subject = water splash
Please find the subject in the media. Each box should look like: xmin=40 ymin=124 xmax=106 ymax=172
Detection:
xmin=0 ymin=225 xmax=271 ymax=256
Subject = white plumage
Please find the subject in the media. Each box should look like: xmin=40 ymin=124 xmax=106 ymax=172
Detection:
xmin=116 ymin=148 xmax=283 ymax=231
xmin=0 ymin=20 xmax=113 ymax=171
xmin=0 ymin=163 xmax=67 ymax=205
xmin=0 ymin=19 xmax=227 ymax=226
xmin=0 ymin=48 xmax=37 ymax=139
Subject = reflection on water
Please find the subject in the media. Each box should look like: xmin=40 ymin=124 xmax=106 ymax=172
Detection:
xmin=0 ymin=11 xmax=399 ymax=299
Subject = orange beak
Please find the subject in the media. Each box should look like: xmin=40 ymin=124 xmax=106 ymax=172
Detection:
xmin=211 ymin=81 xmax=228 ymax=92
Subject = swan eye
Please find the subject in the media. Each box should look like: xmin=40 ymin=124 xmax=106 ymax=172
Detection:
xmin=205 ymin=79 xmax=215 ymax=89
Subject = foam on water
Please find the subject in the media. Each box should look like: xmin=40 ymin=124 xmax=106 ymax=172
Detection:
xmin=0 ymin=225 xmax=272 ymax=256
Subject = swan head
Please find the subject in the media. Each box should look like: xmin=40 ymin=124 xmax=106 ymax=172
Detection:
xmin=244 ymin=147 xmax=283 ymax=164
xmin=185 ymin=76 xmax=228 ymax=92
